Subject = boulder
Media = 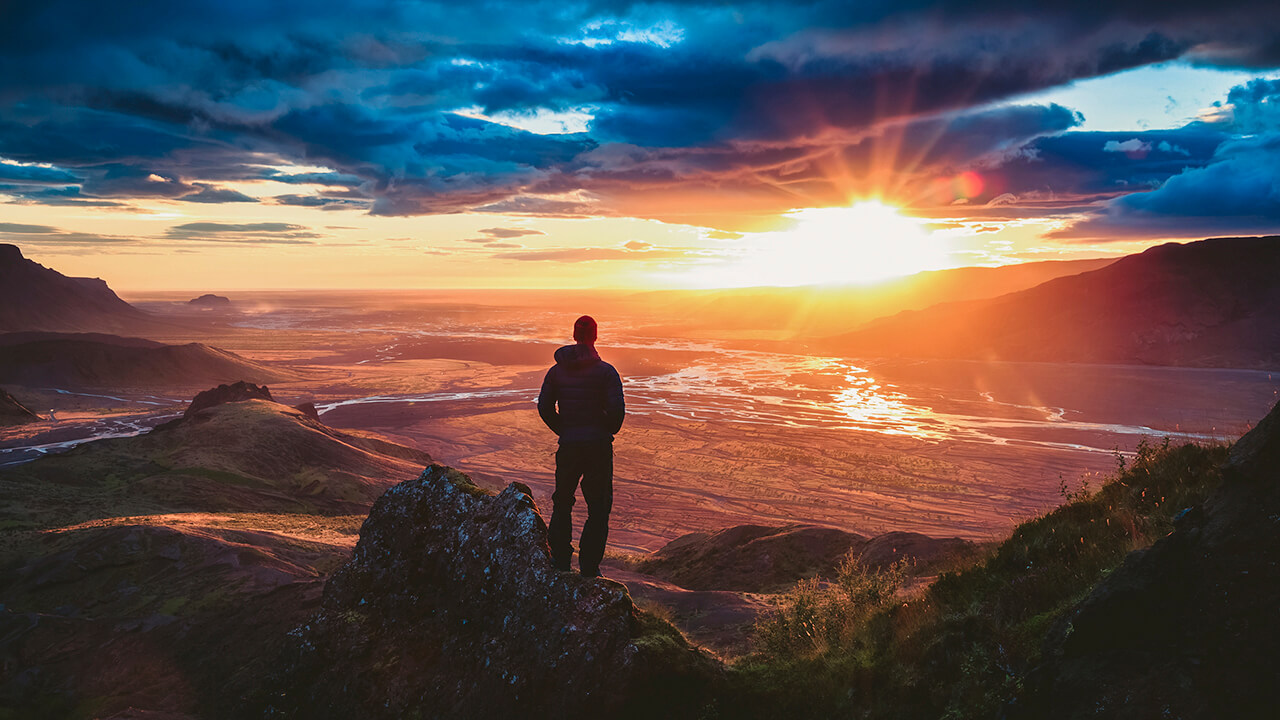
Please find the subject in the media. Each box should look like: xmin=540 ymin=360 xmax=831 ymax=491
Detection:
xmin=292 ymin=402 xmax=320 ymax=421
xmin=257 ymin=465 xmax=720 ymax=719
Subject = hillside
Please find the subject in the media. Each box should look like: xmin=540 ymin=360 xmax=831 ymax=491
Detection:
xmin=825 ymin=236 xmax=1280 ymax=368
xmin=0 ymin=385 xmax=436 ymax=718
xmin=0 ymin=333 xmax=297 ymax=388
xmin=0 ymin=391 xmax=433 ymax=528
xmin=0 ymin=244 xmax=153 ymax=333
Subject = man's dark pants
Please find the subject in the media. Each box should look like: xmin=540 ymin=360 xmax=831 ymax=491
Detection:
xmin=549 ymin=439 xmax=613 ymax=575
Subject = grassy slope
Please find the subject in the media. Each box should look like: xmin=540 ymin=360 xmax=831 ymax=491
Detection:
xmin=0 ymin=399 xmax=431 ymax=531
xmin=719 ymin=439 xmax=1228 ymax=720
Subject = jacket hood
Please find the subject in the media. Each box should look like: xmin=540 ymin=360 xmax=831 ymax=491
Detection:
xmin=554 ymin=343 xmax=601 ymax=369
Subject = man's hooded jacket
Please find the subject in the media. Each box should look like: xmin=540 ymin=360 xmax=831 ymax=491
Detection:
xmin=537 ymin=343 xmax=625 ymax=443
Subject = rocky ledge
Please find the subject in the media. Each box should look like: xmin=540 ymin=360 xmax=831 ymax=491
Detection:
xmin=255 ymin=465 xmax=720 ymax=719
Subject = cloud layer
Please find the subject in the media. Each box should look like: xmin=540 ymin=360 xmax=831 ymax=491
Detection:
xmin=1 ymin=1 xmax=1279 ymax=236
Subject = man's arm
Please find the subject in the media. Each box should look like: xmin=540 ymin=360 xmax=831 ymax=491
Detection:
xmin=605 ymin=366 xmax=624 ymax=435
xmin=537 ymin=367 xmax=561 ymax=435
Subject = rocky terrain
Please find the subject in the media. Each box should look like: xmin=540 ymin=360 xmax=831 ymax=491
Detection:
xmin=0 ymin=245 xmax=152 ymax=334
xmin=256 ymin=465 xmax=722 ymax=719
xmin=827 ymin=236 xmax=1280 ymax=368
xmin=0 ymin=332 xmax=296 ymax=389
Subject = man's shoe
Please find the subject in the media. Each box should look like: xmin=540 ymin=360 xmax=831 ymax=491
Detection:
xmin=580 ymin=567 xmax=600 ymax=578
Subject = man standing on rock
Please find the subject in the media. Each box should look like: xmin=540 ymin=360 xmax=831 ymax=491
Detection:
xmin=538 ymin=315 xmax=625 ymax=578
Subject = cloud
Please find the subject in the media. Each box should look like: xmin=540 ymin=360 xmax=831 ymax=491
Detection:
xmin=165 ymin=221 xmax=323 ymax=244
xmin=1051 ymin=79 xmax=1280 ymax=239
xmin=180 ymin=183 xmax=257 ymax=203
xmin=472 ymin=196 xmax=597 ymax=216
xmin=0 ymin=222 xmax=59 ymax=233
xmin=273 ymin=193 xmax=370 ymax=208
xmin=1102 ymin=139 xmax=1153 ymax=155
xmin=1 ymin=0 xmax=1280 ymax=230
xmin=0 ymin=221 xmax=136 ymax=244
xmin=0 ymin=162 xmax=80 ymax=184
xmin=477 ymin=227 xmax=545 ymax=239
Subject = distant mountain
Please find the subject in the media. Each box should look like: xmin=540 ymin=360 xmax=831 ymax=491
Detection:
xmin=0 ymin=332 xmax=296 ymax=388
xmin=825 ymin=236 xmax=1280 ymax=368
xmin=0 ymin=387 xmax=40 ymax=426
xmin=0 ymin=391 xmax=433 ymax=521
xmin=0 ymin=244 xmax=152 ymax=333
xmin=635 ymin=257 xmax=1116 ymax=340
xmin=188 ymin=293 xmax=233 ymax=309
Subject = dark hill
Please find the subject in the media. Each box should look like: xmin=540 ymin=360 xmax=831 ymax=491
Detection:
xmin=638 ymin=524 xmax=974 ymax=593
xmin=0 ymin=333 xmax=297 ymax=388
xmin=0 ymin=394 xmax=433 ymax=524
xmin=1014 ymin=400 xmax=1280 ymax=718
xmin=826 ymin=236 xmax=1280 ymax=368
xmin=0 ymin=516 xmax=351 ymax=719
xmin=0 ymin=244 xmax=152 ymax=333
xmin=0 ymin=387 xmax=40 ymax=425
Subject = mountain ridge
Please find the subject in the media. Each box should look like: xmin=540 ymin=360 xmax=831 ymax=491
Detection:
xmin=823 ymin=236 xmax=1280 ymax=368
xmin=0 ymin=244 xmax=153 ymax=333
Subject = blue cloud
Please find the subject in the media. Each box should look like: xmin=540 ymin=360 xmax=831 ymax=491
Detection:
xmin=1 ymin=0 xmax=1279 ymax=229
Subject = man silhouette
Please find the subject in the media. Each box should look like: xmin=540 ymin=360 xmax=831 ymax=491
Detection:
xmin=537 ymin=315 xmax=625 ymax=577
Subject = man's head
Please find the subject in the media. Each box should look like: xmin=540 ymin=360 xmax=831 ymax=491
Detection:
xmin=573 ymin=315 xmax=598 ymax=344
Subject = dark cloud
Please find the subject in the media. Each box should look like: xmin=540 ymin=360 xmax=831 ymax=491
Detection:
xmin=0 ymin=222 xmax=59 ymax=234
xmin=0 ymin=0 xmax=1279 ymax=232
xmin=273 ymin=194 xmax=370 ymax=208
xmin=165 ymin=221 xmax=323 ymax=243
xmin=180 ymin=183 xmax=257 ymax=203
xmin=0 ymin=222 xmax=136 ymax=244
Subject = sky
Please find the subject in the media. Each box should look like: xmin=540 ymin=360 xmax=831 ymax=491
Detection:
xmin=2 ymin=1 xmax=1280 ymax=291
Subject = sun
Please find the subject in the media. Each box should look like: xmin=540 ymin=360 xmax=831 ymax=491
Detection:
xmin=689 ymin=200 xmax=951 ymax=287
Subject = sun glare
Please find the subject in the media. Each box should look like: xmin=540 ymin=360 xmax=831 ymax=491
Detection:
xmin=691 ymin=200 xmax=950 ymax=287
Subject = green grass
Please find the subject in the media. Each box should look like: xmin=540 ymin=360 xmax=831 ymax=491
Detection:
xmin=718 ymin=438 xmax=1228 ymax=720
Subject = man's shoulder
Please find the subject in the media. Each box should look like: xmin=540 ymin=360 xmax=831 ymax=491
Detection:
xmin=596 ymin=360 xmax=622 ymax=381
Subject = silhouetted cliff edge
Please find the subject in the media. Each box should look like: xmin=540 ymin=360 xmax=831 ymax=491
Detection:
xmin=255 ymin=465 xmax=721 ymax=719
xmin=0 ymin=244 xmax=150 ymax=333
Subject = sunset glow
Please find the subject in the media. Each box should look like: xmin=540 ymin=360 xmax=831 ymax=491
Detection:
xmin=1 ymin=3 xmax=1279 ymax=291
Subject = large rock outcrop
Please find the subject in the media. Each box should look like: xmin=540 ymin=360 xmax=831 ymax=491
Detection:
xmin=258 ymin=465 xmax=720 ymax=719
xmin=1014 ymin=401 xmax=1280 ymax=718
xmin=185 ymin=380 xmax=274 ymax=417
